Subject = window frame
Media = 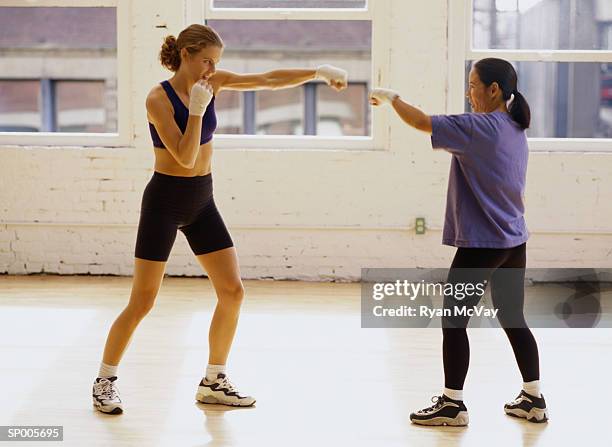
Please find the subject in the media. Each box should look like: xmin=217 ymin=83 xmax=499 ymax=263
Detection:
xmin=0 ymin=0 xmax=132 ymax=147
xmin=448 ymin=0 xmax=612 ymax=153
xmin=185 ymin=0 xmax=390 ymax=150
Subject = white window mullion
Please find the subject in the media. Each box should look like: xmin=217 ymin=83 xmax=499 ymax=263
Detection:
xmin=448 ymin=0 xmax=469 ymax=115
xmin=213 ymin=135 xmax=375 ymax=150
xmin=114 ymin=0 xmax=132 ymax=146
xmin=186 ymin=0 xmax=205 ymax=24
xmin=529 ymin=138 xmax=612 ymax=152
xmin=369 ymin=0 xmax=390 ymax=150
xmin=467 ymin=49 xmax=612 ymax=64
xmin=466 ymin=0 xmax=474 ymax=53
xmin=204 ymin=9 xmax=371 ymax=21
xmin=0 ymin=0 xmax=117 ymax=6
xmin=203 ymin=0 xmax=371 ymax=21
xmin=0 ymin=133 xmax=125 ymax=147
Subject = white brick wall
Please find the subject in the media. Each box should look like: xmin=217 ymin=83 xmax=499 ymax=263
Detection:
xmin=1 ymin=0 xmax=611 ymax=281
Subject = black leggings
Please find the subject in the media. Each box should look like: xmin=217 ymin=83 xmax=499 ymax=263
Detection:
xmin=442 ymin=243 xmax=540 ymax=390
xmin=135 ymin=172 xmax=233 ymax=262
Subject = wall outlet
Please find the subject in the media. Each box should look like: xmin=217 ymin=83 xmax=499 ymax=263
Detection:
xmin=415 ymin=217 xmax=426 ymax=235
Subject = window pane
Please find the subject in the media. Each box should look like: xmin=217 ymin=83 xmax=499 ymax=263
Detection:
xmin=256 ymin=89 xmax=304 ymax=135
xmin=473 ymin=0 xmax=610 ymax=50
xmin=213 ymin=0 xmax=366 ymax=8
xmin=0 ymin=80 xmax=40 ymax=132
xmin=0 ymin=7 xmax=117 ymax=133
xmin=215 ymin=90 xmax=243 ymax=134
xmin=466 ymin=61 xmax=612 ymax=138
xmin=317 ymin=83 xmax=368 ymax=136
xmin=56 ymin=81 xmax=112 ymax=133
xmin=207 ymin=19 xmax=372 ymax=137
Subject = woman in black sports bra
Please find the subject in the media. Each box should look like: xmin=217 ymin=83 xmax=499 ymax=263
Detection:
xmin=92 ymin=24 xmax=349 ymax=414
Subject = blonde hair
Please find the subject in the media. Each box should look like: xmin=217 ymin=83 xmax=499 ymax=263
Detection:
xmin=159 ymin=24 xmax=223 ymax=72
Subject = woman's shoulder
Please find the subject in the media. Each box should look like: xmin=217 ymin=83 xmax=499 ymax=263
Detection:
xmin=146 ymin=83 xmax=171 ymax=110
xmin=146 ymin=83 xmax=165 ymax=102
xmin=145 ymin=82 xmax=173 ymax=121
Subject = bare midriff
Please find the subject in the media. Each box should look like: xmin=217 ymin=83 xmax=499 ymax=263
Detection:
xmin=153 ymin=141 xmax=213 ymax=177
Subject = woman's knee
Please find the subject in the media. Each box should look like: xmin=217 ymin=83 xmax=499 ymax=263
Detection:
xmin=216 ymin=281 xmax=245 ymax=305
xmin=126 ymin=288 xmax=158 ymax=318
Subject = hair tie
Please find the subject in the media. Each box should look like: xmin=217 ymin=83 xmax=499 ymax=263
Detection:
xmin=506 ymin=93 xmax=515 ymax=108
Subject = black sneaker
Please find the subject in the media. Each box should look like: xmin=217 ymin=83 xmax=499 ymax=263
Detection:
xmin=92 ymin=376 xmax=123 ymax=415
xmin=504 ymin=390 xmax=548 ymax=423
xmin=410 ymin=395 xmax=469 ymax=426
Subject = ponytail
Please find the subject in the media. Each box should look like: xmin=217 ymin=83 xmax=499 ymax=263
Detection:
xmin=160 ymin=35 xmax=181 ymax=72
xmin=509 ymin=90 xmax=531 ymax=130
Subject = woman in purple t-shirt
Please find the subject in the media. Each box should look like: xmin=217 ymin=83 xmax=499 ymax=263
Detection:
xmin=370 ymin=58 xmax=548 ymax=426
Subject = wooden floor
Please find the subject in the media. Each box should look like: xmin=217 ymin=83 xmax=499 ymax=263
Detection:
xmin=0 ymin=275 xmax=610 ymax=447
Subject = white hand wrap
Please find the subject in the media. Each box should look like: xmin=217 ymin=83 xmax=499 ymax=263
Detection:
xmin=369 ymin=88 xmax=400 ymax=105
xmin=315 ymin=64 xmax=348 ymax=87
xmin=189 ymin=81 xmax=213 ymax=117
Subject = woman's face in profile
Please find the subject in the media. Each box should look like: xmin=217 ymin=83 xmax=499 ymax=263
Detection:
xmin=466 ymin=68 xmax=501 ymax=113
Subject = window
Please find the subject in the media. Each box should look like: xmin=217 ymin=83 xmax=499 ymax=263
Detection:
xmin=450 ymin=0 xmax=612 ymax=151
xmin=207 ymin=18 xmax=371 ymax=141
xmin=0 ymin=79 xmax=112 ymax=133
xmin=188 ymin=0 xmax=390 ymax=150
xmin=0 ymin=1 xmax=131 ymax=147
xmin=213 ymin=0 xmax=366 ymax=8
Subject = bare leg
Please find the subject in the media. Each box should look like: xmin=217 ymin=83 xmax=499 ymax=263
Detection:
xmin=101 ymin=258 xmax=167 ymax=366
xmin=195 ymin=247 xmax=244 ymax=365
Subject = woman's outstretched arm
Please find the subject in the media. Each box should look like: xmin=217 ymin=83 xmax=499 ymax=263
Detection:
xmin=370 ymin=88 xmax=432 ymax=134
xmin=211 ymin=65 xmax=348 ymax=92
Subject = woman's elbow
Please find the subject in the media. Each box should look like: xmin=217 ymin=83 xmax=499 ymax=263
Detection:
xmin=179 ymin=157 xmax=196 ymax=169
xmin=174 ymin=151 xmax=196 ymax=169
xmin=267 ymin=77 xmax=281 ymax=90
xmin=415 ymin=116 xmax=433 ymax=134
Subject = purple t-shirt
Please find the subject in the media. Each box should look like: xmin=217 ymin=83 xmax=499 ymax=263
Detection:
xmin=431 ymin=111 xmax=529 ymax=248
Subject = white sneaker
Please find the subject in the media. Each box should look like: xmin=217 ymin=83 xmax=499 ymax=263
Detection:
xmin=195 ymin=373 xmax=256 ymax=407
xmin=410 ymin=395 xmax=469 ymax=426
xmin=504 ymin=390 xmax=549 ymax=423
xmin=92 ymin=376 xmax=123 ymax=414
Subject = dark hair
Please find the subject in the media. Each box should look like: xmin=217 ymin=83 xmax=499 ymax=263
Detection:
xmin=474 ymin=58 xmax=531 ymax=129
xmin=159 ymin=24 xmax=224 ymax=72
